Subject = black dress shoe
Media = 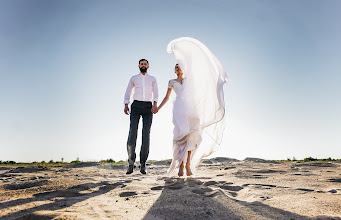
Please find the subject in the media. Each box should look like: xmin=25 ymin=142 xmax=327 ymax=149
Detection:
xmin=140 ymin=163 xmax=146 ymax=174
xmin=126 ymin=164 xmax=134 ymax=174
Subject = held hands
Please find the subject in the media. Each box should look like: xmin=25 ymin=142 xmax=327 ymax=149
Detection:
xmin=151 ymin=104 xmax=158 ymax=114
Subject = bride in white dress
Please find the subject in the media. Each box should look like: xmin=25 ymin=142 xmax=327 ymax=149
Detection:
xmin=157 ymin=37 xmax=228 ymax=177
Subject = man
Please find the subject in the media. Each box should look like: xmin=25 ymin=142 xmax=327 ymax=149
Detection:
xmin=124 ymin=59 xmax=158 ymax=174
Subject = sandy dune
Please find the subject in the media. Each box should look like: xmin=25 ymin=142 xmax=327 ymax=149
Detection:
xmin=1 ymin=158 xmax=341 ymax=219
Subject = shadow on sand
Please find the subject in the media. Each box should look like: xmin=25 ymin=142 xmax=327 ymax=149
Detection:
xmin=1 ymin=174 xmax=340 ymax=219
xmin=0 ymin=180 xmax=129 ymax=219
xmin=142 ymin=177 xmax=336 ymax=220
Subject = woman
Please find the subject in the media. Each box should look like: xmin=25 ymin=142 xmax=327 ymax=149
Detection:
xmin=158 ymin=37 xmax=228 ymax=177
xmin=157 ymin=64 xmax=194 ymax=176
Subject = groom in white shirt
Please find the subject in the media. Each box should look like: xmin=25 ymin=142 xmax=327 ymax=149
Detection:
xmin=124 ymin=59 xmax=158 ymax=174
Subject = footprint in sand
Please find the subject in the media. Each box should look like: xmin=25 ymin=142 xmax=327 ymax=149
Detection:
xmin=194 ymin=177 xmax=213 ymax=180
xmin=166 ymin=182 xmax=184 ymax=190
xmin=119 ymin=191 xmax=137 ymax=197
xmin=328 ymin=189 xmax=337 ymax=193
xmin=254 ymin=184 xmax=277 ymax=188
xmin=218 ymin=181 xmax=231 ymax=184
xmin=224 ymin=166 xmax=236 ymax=170
xmin=203 ymin=181 xmax=219 ymax=186
xmin=233 ymin=171 xmax=268 ymax=179
xmin=296 ymin=188 xmax=315 ymax=192
xmin=191 ymin=187 xmax=213 ymax=195
xmin=151 ymin=186 xmax=164 ymax=191
xmin=203 ymin=180 xmax=233 ymax=186
xmin=251 ymin=174 xmax=268 ymax=179
xmin=4 ymin=180 xmax=48 ymax=190
xmin=118 ymin=179 xmax=132 ymax=184
xmin=218 ymin=185 xmax=243 ymax=192
xmin=328 ymin=178 xmax=341 ymax=183
xmin=165 ymin=179 xmax=185 ymax=190
xmin=201 ymin=180 xmax=243 ymax=197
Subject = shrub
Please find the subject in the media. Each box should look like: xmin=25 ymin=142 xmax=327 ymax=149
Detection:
xmin=71 ymin=157 xmax=80 ymax=164
xmin=304 ymin=157 xmax=317 ymax=162
xmin=1 ymin=161 xmax=16 ymax=164
xmin=100 ymin=159 xmax=115 ymax=163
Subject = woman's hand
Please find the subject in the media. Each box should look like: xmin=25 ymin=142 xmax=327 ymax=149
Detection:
xmin=152 ymin=104 xmax=158 ymax=114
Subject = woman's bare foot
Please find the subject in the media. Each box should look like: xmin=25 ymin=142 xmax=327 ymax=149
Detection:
xmin=178 ymin=163 xmax=184 ymax=177
xmin=186 ymin=164 xmax=193 ymax=176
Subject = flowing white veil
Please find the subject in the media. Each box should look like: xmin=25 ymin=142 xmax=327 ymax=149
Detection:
xmin=167 ymin=37 xmax=228 ymax=171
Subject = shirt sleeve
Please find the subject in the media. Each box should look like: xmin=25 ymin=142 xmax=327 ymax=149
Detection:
xmin=124 ymin=77 xmax=134 ymax=104
xmin=152 ymin=77 xmax=159 ymax=103
xmin=168 ymin=80 xmax=174 ymax=89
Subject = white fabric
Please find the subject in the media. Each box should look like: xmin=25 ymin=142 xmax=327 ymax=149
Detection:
xmin=124 ymin=73 xmax=158 ymax=104
xmin=168 ymin=79 xmax=176 ymax=88
xmin=166 ymin=37 xmax=228 ymax=174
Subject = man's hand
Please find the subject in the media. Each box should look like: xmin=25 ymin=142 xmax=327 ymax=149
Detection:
xmin=152 ymin=105 xmax=158 ymax=114
xmin=124 ymin=104 xmax=130 ymax=115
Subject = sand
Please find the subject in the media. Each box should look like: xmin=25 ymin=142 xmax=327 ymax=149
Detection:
xmin=0 ymin=158 xmax=341 ymax=220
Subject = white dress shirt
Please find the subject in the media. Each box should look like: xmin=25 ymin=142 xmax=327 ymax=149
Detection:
xmin=124 ymin=73 xmax=159 ymax=104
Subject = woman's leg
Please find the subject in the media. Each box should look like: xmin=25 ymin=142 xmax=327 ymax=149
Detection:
xmin=178 ymin=162 xmax=184 ymax=177
xmin=186 ymin=151 xmax=193 ymax=176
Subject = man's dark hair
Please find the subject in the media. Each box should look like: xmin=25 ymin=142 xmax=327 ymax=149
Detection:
xmin=139 ymin=59 xmax=149 ymax=64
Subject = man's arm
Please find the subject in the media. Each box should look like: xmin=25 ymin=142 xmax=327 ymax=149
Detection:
xmin=124 ymin=78 xmax=134 ymax=115
xmin=151 ymin=77 xmax=159 ymax=113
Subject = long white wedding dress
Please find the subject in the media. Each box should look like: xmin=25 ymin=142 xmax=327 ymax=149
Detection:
xmin=167 ymin=37 xmax=228 ymax=175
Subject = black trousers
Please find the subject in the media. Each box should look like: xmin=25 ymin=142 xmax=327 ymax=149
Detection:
xmin=127 ymin=100 xmax=153 ymax=165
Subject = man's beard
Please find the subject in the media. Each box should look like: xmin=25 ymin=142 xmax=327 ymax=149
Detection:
xmin=140 ymin=67 xmax=147 ymax=73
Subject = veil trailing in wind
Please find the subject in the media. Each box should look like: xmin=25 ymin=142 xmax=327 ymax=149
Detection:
xmin=166 ymin=37 xmax=228 ymax=173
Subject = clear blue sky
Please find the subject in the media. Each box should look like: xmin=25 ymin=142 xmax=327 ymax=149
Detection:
xmin=1 ymin=0 xmax=340 ymax=162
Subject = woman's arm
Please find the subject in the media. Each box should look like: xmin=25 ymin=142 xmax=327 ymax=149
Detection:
xmin=157 ymin=88 xmax=172 ymax=111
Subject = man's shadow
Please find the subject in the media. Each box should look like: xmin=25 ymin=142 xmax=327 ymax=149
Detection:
xmin=143 ymin=177 xmax=312 ymax=220
xmin=0 ymin=180 xmax=130 ymax=219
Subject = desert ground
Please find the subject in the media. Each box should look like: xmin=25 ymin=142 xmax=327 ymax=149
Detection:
xmin=0 ymin=158 xmax=341 ymax=220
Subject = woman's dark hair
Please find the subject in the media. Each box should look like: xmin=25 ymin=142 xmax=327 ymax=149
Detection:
xmin=139 ymin=59 xmax=149 ymax=64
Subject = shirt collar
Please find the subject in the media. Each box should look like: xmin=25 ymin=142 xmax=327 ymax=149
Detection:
xmin=139 ymin=72 xmax=149 ymax=76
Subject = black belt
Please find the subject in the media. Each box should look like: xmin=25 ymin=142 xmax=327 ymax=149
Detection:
xmin=134 ymin=100 xmax=151 ymax=103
